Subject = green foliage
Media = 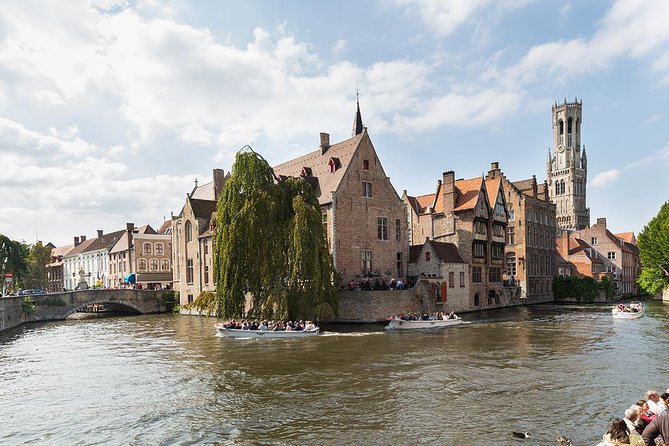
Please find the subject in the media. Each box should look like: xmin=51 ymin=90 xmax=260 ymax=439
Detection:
xmin=0 ymin=234 xmax=28 ymax=291
xmin=21 ymin=296 xmax=35 ymax=315
xmin=637 ymin=201 xmax=669 ymax=295
xmin=193 ymin=147 xmax=338 ymax=320
xmin=553 ymin=276 xmax=603 ymax=302
xmin=599 ymin=276 xmax=616 ymax=298
xmin=24 ymin=241 xmax=52 ymax=291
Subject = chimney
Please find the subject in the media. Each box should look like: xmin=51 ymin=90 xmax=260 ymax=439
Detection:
xmin=213 ymin=168 xmax=226 ymax=200
xmin=596 ymin=217 xmax=607 ymax=228
xmin=532 ymin=175 xmax=537 ymax=198
xmin=80 ymin=235 xmax=86 ymax=242
xmin=126 ymin=223 xmax=135 ymax=248
xmin=320 ymin=132 xmax=330 ymax=155
xmin=97 ymin=229 xmax=103 ymax=238
xmin=74 ymin=236 xmax=80 ymax=247
xmin=442 ymin=171 xmax=456 ymax=214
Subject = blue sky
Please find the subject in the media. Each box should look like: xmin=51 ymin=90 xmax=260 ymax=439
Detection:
xmin=1 ymin=0 xmax=668 ymax=246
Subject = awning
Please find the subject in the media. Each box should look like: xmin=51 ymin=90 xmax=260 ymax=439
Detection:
xmin=124 ymin=273 xmax=136 ymax=284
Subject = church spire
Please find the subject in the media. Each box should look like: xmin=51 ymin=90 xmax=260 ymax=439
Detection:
xmin=352 ymin=86 xmax=363 ymax=137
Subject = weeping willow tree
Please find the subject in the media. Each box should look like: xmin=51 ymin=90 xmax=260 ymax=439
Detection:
xmin=191 ymin=146 xmax=338 ymax=320
xmin=0 ymin=234 xmax=28 ymax=290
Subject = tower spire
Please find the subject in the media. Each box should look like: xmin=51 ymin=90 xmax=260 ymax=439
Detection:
xmin=352 ymin=83 xmax=363 ymax=137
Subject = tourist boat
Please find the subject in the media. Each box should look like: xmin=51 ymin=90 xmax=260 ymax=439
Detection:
xmin=386 ymin=315 xmax=464 ymax=330
xmin=215 ymin=324 xmax=320 ymax=338
xmin=611 ymin=302 xmax=645 ymax=319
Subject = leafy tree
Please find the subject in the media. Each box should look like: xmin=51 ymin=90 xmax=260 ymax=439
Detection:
xmin=0 ymin=234 xmax=28 ymax=291
xmin=637 ymin=201 xmax=669 ymax=295
xmin=24 ymin=241 xmax=52 ymax=290
xmin=191 ymin=147 xmax=338 ymax=320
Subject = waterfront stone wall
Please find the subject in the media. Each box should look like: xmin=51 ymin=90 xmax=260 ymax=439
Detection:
xmin=0 ymin=296 xmax=23 ymax=332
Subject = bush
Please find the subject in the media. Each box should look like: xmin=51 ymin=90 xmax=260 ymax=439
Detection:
xmin=553 ymin=276 xmax=605 ymax=302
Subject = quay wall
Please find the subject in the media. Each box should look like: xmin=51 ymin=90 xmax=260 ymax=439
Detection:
xmin=0 ymin=296 xmax=23 ymax=332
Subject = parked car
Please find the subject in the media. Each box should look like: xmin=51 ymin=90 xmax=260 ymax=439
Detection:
xmin=18 ymin=289 xmax=48 ymax=295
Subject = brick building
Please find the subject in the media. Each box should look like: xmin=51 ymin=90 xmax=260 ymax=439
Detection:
xmin=273 ymin=101 xmax=408 ymax=286
xmin=407 ymin=239 xmax=469 ymax=313
xmin=556 ymin=232 xmax=606 ymax=279
xmin=485 ymin=162 xmax=556 ymax=301
xmin=570 ymin=218 xmax=640 ymax=295
xmin=403 ymin=170 xmax=510 ymax=310
xmin=46 ymin=243 xmax=73 ymax=292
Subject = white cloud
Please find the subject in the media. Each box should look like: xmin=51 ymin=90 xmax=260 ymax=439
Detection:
xmin=591 ymin=169 xmax=621 ymax=187
xmin=332 ymin=39 xmax=348 ymax=54
xmin=626 ymin=144 xmax=669 ymax=168
xmin=559 ymin=2 xmax=572 ymax=18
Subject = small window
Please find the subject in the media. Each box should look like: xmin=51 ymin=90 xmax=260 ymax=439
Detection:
xmin=363 ymin=181 xmax=372 ymax=198
xmin=449 ymin=272 xmax=455 ymax=288
xmin=591 ymin=237 xmax=598 ymax=245
xmin=425 ymin=251 xmax=430 ymax=261
xmin=459 ymin=272 xmax=465 ymax=287
xmin=377 ymin=217 xmax=388 ymax=240
xmin=363 ymin=159 xmax=370 ymax=170
xmin=472 ymin=267 xmax=482 ymax=283
xmin=161 ymin=259 xmax=170 ymax=270
xmin=361 ymin=250 xmax=372 ymax=275
xmin=474 ymin=293 xmax=480 ymax=306
xmin=155 ymin=243 xmax=164 ymax=255
xmin=138 ymin=259 xmax=147 ymax=271
xmin=395 ymin=219 xmax=401 ymax=241
xmin=143 ymin=243 xmax=152 ymax=254
xmin=607 ymin=252 xmax=616 ymax=259
xmin=150 ymin=259 xmax=159 ymax=271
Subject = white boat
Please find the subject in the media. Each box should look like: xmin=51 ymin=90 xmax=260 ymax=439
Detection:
xmin=216 ymin=324 xmax=320 ymax=338
xmin=386 ymin=316 xmax=464 ymax=330
xmin=612 ymin=302 xmax=645 ymax=319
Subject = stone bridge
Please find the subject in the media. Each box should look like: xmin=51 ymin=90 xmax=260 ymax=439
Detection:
xmin=27 ymin=289 xmax=176 ymax=322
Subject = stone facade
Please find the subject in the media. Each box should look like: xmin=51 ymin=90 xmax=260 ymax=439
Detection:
xmin=407 ymin=239 xmax=470 ymax=313
xmin=172 ymin=169 xmax=226 ymax=308
xmin=547 ymin=98 xmax=590 ymax=231
xmin=0 ymin=296 xmax=22 ymax=333
xmin=486 ymin=162 xmax=556 ymax=301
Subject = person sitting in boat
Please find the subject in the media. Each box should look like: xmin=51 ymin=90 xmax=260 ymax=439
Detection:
xmin=259 ymin=320 xmax=269 ymax=331
xmin=304 ymin=321 xmax=316 ymax=331
xmin=617 ymin=303 xmax=626 ymax=312
xmin=285 ymin=321 xmax=295 ymax=331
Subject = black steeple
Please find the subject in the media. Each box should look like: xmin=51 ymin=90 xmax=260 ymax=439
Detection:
xmin=352 ymin=88 xmax=363 ymax=137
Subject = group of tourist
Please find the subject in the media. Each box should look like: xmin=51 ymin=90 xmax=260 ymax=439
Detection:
xmin=599 ymin=390 xmax=669 ymax=445
xmin=348 ymin=277 xmax=408 ymax=291
xmin=392 ymin=311 xmax=458 ymax=321
xmin=221 ymin=319 xmax=317 ymax=332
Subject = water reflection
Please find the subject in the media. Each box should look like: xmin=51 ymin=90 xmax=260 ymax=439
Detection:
xmin=0 ymin=303 xmax=667 ymax=445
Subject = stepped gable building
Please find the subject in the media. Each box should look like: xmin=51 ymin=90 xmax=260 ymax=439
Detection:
xmin=547 ymin=98 xmax=590 ymax=232
xmin=172 ymin=169 xmax=226 ymax=306
xmin=273 ymin=99 xmax=408 ymax=286
xmin=486 ymin=162 xmax=556 ymax=301
xmin=403 ymin=170 xmax=510 ymax=310
xmin=407 ymin=239 xmax=469 ymax=313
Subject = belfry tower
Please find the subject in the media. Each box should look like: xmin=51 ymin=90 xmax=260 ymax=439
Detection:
xmin=546 ymin=98 xmax=590 ymax=231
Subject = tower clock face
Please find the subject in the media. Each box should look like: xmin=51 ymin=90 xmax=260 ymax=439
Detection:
xmin=557 ymin=145 xmax=565 ymax=153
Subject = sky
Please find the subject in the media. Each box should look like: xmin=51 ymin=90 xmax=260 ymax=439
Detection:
xmin=1 ymin=0 xmax=668 ymax=246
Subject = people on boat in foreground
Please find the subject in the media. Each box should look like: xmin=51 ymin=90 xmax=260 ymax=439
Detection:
xmin=219 ymin=319 xmax=318 ymax=332
xmin=391 ymin=311 xmax=459 ymax=321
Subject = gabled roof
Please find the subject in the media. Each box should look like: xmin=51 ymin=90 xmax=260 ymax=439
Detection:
xmin=190 ymin=180 xmax=215 ymax=201
xmin=409 ymin=240 xmax=465 ymax=264
xmin=615 ymin=232 xmax=636 ymax=244
xmin=484 ymin=178 xmax=501 ymax=208
xmin=83 ymin=229 xmax=126 ymax=253
xmin=605 ymin=229 xmax=634 ymax=254
xmin=51 ymin=244 xmax=73 ymax=258
xmin=454 ymin=177 xmax=483 ymax=211
xmin=512 ymin=178 xmax=534 ymax=194
xmin=63 ymin=238 xmax=96 ymax=257
xmin=158 ymin=220 xmax=172 ymax=235
xmin=570 ymin=238 xmax=604 ymax=264
xmin=273 ymin=131 xmax=366 ymax=205
xmin=189 ymin=197 xmax=217 ymax=220
xmin=431 ymin=241 xmax=465 ymax=263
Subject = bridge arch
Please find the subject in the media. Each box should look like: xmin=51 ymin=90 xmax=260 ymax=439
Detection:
xmin=63 ymin=299 xmax=144 ymax=318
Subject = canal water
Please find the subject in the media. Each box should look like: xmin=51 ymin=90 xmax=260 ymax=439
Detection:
xmin=1 ymin=302 xmax=668 ymax=445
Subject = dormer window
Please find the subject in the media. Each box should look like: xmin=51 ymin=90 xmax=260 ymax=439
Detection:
xmin=328 ymin=157 xmax=340 ymax=173
xmin=301 ymin=167 xmax=312 ymax=177
xmin=363 ymin=159 xmax=370 ymax=170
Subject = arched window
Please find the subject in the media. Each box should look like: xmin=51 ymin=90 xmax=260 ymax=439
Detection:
xmin=138 ymin=259 xmax=147 ymax=271
xmin=185 ymin=221 xmax=193 ymax=242
xmin=555 ymin=181 xmax=560 ymax=196
xmin=363 ymin=159 xmax=369 ymax=170
xmin=155 ymin=243 xmax=164 ymax=255
xmin=161 ymin=259 xmax=170 ymax=270
xmin=567 ymin=117 xmax=573 ymax=133
xmin=143 ymin=242 xmax=152 ymax=254
xmin=150 ymin=259 xmax=159 ymax=271
xmin=474 ymin=293 xmax=480 ymax=307
xmin=559 ymin=120 xmax=564 ymax=135
xmin=560 ymin=180 xmax=565 ymax=195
